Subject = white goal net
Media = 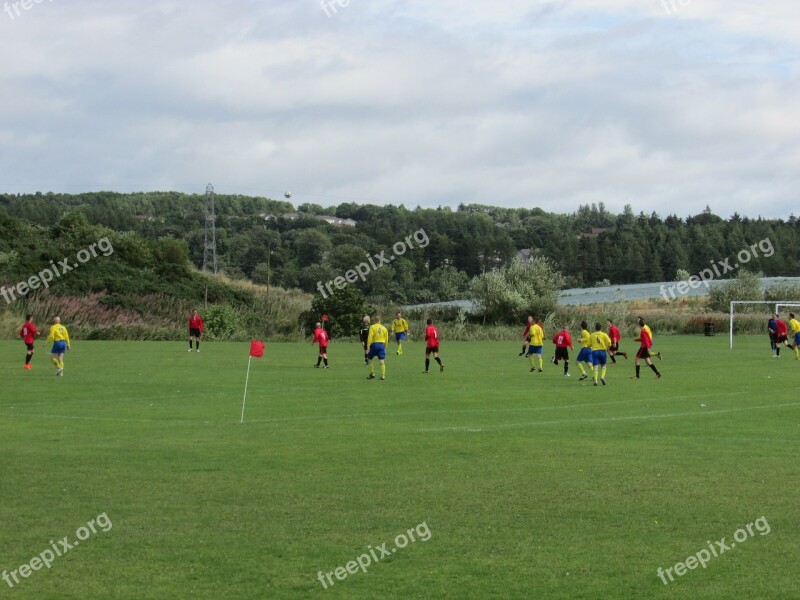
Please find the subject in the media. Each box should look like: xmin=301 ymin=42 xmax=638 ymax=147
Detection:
xmin=729 ymin=301 xmax=800 ymax=349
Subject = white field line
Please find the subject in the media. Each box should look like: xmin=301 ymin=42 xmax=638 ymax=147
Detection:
xmin=416 ymin=402 xmax=800 ymax=433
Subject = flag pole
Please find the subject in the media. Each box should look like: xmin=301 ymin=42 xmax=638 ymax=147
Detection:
xmin=240 ymin=355 xmax=253 ymax=424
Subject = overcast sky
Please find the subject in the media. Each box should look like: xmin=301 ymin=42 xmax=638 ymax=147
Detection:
xmin=1 ymin=0 xmax=798 ymax=218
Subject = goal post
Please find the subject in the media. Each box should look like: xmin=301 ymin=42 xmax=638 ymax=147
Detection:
xmin=729 ymin=300 xmax=800 ymax=349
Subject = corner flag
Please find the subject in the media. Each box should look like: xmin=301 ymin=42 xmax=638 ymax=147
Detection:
xmin=241 ymin=340 xmax=265 ymax=423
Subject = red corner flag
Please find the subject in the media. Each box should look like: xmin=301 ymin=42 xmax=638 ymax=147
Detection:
xmin=249 ymin=340 xmax=265 ymax=358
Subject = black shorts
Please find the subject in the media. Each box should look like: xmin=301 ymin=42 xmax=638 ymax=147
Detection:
xmin=637 ymin=347 xmax=651 ymax=360
xmin=610 ymin=343 xmax=619 ymax=352
xmin=776 ymin=335 xmax=788 ymax=344
xmin=318 ymin=346 xmax=328 ymax=355
xmin=189 ymin=328 xmax=201 ymax=338
xmin=769 ymin=333 xmax=777 ymax=343
xmin=426 ymin=346 xmax=439 ymax=356
xmin=554 ymin=347 xmax=569 ymax=361
xmin=26 ymin=343 xmax=35 ymax=351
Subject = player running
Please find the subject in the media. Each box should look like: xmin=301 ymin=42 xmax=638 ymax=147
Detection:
xmin=527 ymin=317 xmax=545 ymax=373
xmin=768 ymin=313 xmax=779 ymax=356
xmin=607 ymin=319 xmax=627 ymax=363
xmin=47 ymin=316 xmax=70 ymax=377
xmin=576 ymin=321 xmax=593 ymax=381
xmin=20 ymin=315 xmax=39 ymax=370
xmin=367 ymin=316 xmax=390 ymax=380
xmin=360 ymin=315 xmax=371 ymax=365
xmin=637 ymin=317 xmax=661 ymax=360
xmin=423 ymin=319 xmax=444 ymax=373
xmin=519 ymin=316 xmax=534 ymax=356
xmin=312 ymin=322 xmax=330 ymax=369
xmin=551 ymin=325 xmax=573 ymax=377
xmin=590 ymin=323 xmax=612 ymax=386
xmin=632 ymin=321 xmax=661 ymax=380
xmin=188 ymin=309 xmax=204 ymax=352
xmin=774 ymin=314 xmax=789 ymax=357
xmin=391 ymin=312 xmax=410 ymax=356
xmin=788 ymin=313 xmax=800 ymax=360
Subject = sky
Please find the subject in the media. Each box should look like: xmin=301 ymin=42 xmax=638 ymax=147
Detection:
xmin=0 ymin=0 xmax=798 ymax=218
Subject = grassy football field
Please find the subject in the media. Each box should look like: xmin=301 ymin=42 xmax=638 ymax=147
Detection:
xmin=0 ymin=335 xmax=798 ymax=599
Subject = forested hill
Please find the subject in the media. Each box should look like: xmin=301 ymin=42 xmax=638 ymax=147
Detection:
xmin=2 ymin=192 xmax=799 ymax=304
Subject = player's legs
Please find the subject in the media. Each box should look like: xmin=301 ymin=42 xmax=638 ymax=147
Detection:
xmin=25 ymin=343 xmax=34 ymax=368
xmin=424 ymin=348 xmax=431 ymax=373
xmin=379 ymin=358 xmax=386 ymax=379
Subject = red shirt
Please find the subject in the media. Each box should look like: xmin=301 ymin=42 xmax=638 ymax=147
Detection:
xmin=189 ymin=315 xmax=204 ymax=331
xmin=552 ymin=330 xmax=572 ymax=349
xmin=523 ymin=323 xmax=532 ymax=337
xmin=775 ymin=319 xmax=788 ymax=336
xmin=636 ymin=329 xmax=653 ymax=349
xmin=20 ymin=322 xmax=38 ymax=344
xmin=425 ymin=325 xmax=440 ymax=348
xmin=608 ymin=325 xmax=621 ymax=343
xmin=312 ymin=328 xmax=329 ymax=347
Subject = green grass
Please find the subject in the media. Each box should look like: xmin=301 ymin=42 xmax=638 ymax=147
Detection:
xmin=0 ymin=336 xmax=798 ymax=599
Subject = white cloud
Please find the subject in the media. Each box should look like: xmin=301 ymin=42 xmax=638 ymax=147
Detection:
xmin=0 ymin=0 xmax=798 ymax=217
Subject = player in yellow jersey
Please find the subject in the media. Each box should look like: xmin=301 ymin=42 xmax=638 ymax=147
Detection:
xmin=46 ymin=316 xmax=71 ymax=377
xmin=526 ymin=317 xmax=545 ymax=373
xmin=590 ymin=323 xmax=612 ymax=386
xmin=788 ymin=313 xmax=800 ymax=360
xmin=367 ymin=316 xmax=390 ymax=380
xmin=391 ymin=312 xmax=410 ymax=355
xmin=576 ymin=320 xmax=593 ymax=381
xmin=637 ymin=317 xmax=661 ymax=360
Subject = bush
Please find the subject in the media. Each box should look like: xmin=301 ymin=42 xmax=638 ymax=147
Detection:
xmin=708 ymin=270 xmax=763 ymax=312
xmin=203 ymin=305 xmax=242 ymax=340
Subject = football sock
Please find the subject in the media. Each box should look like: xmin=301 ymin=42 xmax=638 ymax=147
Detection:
xmin=196 ymin=341 xmax=200 ymax=350
xmin=25 ymin=354 xmax=32 ymax=365
xmin=635 ymin=365 xmax=641 ymax=378
xmin=316 ymin=357 xmax=322 ymax=367
xmin=578 ymin=363 xmax=586 ymax=375
xmin=601 ymin=366 xmax=607 ymax=379
xmin=435 ymin=357 xmax=442 ymax=366
xmin=52 ymin=357 xmax=59 ymax=367
xmin=380 ymin=363 xmax=386 ymax=378
xmin=610 ymin=355 xmax=616 ymax=364
xmin=425 ymin=358 xmax=430 ymax=371
xmin=189 ymin=340 xmax=193 ymax=349
xmin=776 ymin=347 xmax=780 ymax=356
xmin=369 ymin=363 xmax=375 ymax=375
xmin=649 ymin=364 xmax=660 ymax=376
xmin=529 ymin=356 xmax=535 ymax=369
xmin=323 ymin=357 xmax=328 ymax=366
xmin=564 ymin=362 xmax=569 ymax=375
xmin=398 ymin=343 xmax=403 ymax=355
xmin=794 ymin=346 xmax=799 ymax=358
xmin=593 ymin=370 xmax=598 ymax=383
xmin=537 ymin=357 xmax=543 ymax=370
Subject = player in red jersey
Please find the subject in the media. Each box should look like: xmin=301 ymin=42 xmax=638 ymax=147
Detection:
xmin=19 ymin=314 xmax=39 ymax=370
xmin=607 ymin=319 xmax=627 ymax=364
xmin=774 ymin=314 xmax=789 ymax=357
xmin=312 ymin=322 xmax=330 ymax=368
xmin=631 ymin=324 xmax=661 ymax=380
xmin=551 ymin=325 xmax=573 ymax=377
xmin=188 ymin=309 xmax=204 ymax=352
xmin=423 ymin=319 xmax=444 ymax=373
xmin=519 ymin=316 xmax=534 ymax=356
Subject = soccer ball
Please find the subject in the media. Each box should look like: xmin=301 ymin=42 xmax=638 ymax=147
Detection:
xmin=284 ymin=191 xmax=292 ymax=199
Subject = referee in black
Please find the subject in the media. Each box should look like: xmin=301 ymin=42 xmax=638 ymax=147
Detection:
xmin=360 ymin=316 xmax=371 ymax=365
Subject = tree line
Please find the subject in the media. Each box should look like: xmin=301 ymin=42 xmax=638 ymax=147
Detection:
xmin=2 ymin=192 xmax=799 ymax=306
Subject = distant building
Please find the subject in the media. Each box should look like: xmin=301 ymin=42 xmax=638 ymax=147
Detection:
xmin=270 ymin=213 xmax=357 ymax=227
xmin=579 ymin=227 xmax=609 ymax=239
